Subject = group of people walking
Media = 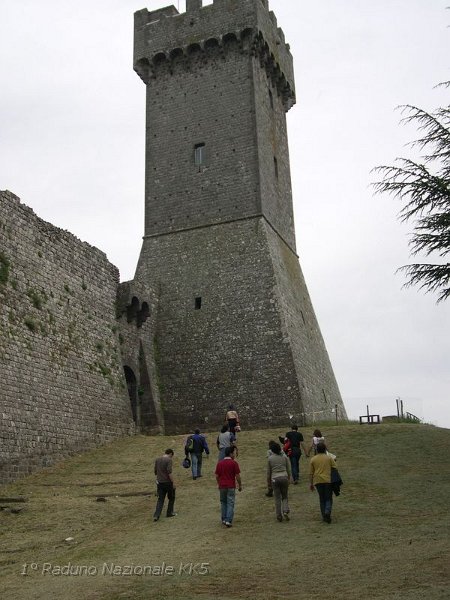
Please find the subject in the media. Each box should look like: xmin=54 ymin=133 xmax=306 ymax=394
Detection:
xmin=152 ymin=411 xmax=341 ymax=527
xmin=266 ymin=425 xmax=340 ymax=523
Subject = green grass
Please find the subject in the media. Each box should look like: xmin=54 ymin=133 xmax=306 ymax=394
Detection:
xmin=0 ymin=424 xmax=449 ymax=600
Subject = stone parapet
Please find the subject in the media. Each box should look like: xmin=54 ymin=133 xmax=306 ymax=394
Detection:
xmin=134 ymin=0 xmax=295 ymax=110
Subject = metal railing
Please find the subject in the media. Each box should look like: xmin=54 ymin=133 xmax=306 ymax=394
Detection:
xmin=405 ymin=412 xmax=421 ymax=423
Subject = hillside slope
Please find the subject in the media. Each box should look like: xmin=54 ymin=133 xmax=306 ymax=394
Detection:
xmin=1 ymin=424 xmax=449 ymax=600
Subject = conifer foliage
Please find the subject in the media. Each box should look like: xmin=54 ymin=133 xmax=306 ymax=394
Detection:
xmin=373 ymin=83 xmax=450 ymax=302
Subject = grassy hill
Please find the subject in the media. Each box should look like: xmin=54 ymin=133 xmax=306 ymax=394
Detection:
xmin=1 ymin=423 xmax=449 ymax=600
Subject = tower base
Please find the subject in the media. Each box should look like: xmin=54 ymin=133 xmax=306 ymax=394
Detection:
xmin=123 ymin=216 xmax=345 ymax=433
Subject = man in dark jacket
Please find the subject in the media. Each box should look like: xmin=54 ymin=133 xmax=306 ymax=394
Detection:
xmin=284 ymin=425 xmax=308 ymax=484
xmin=185 ymin=429 xmax=210 ymax=480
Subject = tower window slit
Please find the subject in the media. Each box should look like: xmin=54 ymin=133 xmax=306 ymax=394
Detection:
xmin=194 ymin=143 xmax=205 ymax=168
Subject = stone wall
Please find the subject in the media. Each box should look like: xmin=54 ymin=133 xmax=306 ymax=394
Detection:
xmin=134 ymin=0 xmax=296 ymax=249
xmin=253 ymin=56 xmax=296 ymax=251
xmin=134 ymin=217 xmax=346 ymax=433
xmin=116 ymin=280 xmax=164 ymax=434
xmin=0 ymin=191 xmax=134 ymax=484
xmin=0 ymin=0 xmax=347 ymax=484
xmin=134 ymin=0 xmax=295 ymax=93
xmin=129 ymin=0 xmax=346 ymax=432
xmin=265 ymin=224 xmax=344 ymax=420
xmin=142 ymin=37 xmax=260 ymax=238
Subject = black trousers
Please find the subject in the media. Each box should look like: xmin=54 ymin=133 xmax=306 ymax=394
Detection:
xmin=154 ymin=482 xmax=176 ymax=519
xmin=228 ymin=418 xmax=237 ymax=433
xmin=315 ymin=483 xmax=333 ymax=518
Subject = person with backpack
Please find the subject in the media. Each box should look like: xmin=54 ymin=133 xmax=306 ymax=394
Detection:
xmin=184 ymin=429 xmax=210 ymax=480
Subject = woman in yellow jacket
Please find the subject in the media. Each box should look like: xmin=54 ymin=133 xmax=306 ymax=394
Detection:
xmin=309 ymin=441 xmax=337 ymax=523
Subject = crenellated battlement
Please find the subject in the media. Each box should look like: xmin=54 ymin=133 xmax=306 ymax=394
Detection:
xmin=134 ymin=0 xmax=295 ymax=110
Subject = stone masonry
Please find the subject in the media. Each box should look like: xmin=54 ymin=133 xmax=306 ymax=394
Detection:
xmin=0 ymin=0 xmax=347 ymax=483
xmin=124 ymin=0 xmax=347 ymax=433
xmin=0 ymin=191 xmax=134 ymax=484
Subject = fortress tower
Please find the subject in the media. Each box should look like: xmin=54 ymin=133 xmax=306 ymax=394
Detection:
xmin=120 ymin=0 xmax=346 ymax=432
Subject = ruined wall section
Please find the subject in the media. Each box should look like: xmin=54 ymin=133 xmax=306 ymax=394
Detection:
xmin=0 ymin=191 xmax=134 ymax=484
xmin=116 ymin=280 xmax=165 ymax=433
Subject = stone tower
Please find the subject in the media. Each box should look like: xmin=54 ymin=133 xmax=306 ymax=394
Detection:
xmin=119 ymin=0 xmax=346 ymax=433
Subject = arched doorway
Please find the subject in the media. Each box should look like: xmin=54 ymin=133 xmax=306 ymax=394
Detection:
xmin=123 ymin=366 xmax=139 ymax=425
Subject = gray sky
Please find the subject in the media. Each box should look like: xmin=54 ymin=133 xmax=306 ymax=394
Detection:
xmin=1 ymin=0 xmax=449 ymax=427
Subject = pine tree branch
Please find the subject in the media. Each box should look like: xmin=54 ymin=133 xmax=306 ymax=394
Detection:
xmin=398 ymin=263 xmax=450 ymax=303
xmin=372 ymin=160 xmax=450 ymax=220
xmin=373 ymin=82 xmax=450 ymax=302
xmin=399 ymin=104 xmax=450 ymax=157
xmin=409 ymin=232 xmax=450 ymax=257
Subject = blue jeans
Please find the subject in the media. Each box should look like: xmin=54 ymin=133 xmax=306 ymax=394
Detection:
xmin=219 ymin=488 xmax=236 ymax=523
xmin=191 ymin=453 xmax=203 ymax=477
xmin=315 ymin=483 xmax=333 ymax=518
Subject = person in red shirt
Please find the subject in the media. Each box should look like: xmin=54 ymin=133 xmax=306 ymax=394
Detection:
xmin=215 ymin=446 xmax=242 ymax=527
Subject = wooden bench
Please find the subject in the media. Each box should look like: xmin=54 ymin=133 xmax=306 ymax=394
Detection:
xmin=359 ymin=414 xmax=381 ymax=424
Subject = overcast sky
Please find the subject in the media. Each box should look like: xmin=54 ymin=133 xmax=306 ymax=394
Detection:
xmin=1 ymin=0 xmax=449 ymax=428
